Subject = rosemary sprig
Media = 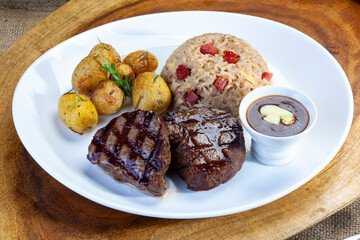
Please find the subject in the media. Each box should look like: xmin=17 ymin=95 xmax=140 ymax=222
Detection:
xmin=71 ymin=92 xmax=85 ymax=110
xmin=101 ymin=60 xmax=133 ymax=98
xmin=139 ymin=51 xmax=150 ymax=65
xmin=134 ymin=95 xmax=142 ymax=109
xmin=124 ymin=75 xmax=134 ymax=91
xmin=97 ymin=36 xmax=110 ymax=50
xmin=94 ymin=49 xmax=102 ymax=57
xmin=65 ymin=88 xmax=74 ymax=94
xmin=153 ymin=74 xmax=159 ymax=83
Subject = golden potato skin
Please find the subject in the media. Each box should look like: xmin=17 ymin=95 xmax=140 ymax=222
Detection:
xmin=115 ymin=63 xmax=135 ymax=81
xmin=91 ymin=80 xmax=125 ymax=115
xmin=71 ymin=56 xmax=108 ymax=95
xmin=72 ymin=43 xmax=121 ymax=95
xmin=132 ymin=72 xmax=171 ymax=113
xmin=90 ymin=43 xmax=121 ymax=65
xmin=58 ymin=93 xmax=98 ymax=134
xmin=123 ymin=50 xmax=158 ymax=75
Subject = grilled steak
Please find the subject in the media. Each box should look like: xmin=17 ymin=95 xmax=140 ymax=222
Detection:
xmin=87 ymin=110 xmax=171 ymax=196
xmin=164 ymin=108 xmax=245 ymax=191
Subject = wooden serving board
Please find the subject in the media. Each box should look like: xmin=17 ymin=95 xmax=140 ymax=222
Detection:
xmin=1 ymin=0 xmax=359 ymax=239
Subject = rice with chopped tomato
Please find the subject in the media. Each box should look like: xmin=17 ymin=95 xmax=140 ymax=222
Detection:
xmin=161 ymin=33 xmax=273 ymax=118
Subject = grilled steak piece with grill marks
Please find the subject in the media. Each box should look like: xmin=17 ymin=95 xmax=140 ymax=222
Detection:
xmin=164 ymin=108 xmax=246 ymax=191
xmin=87 ymin=110 xmax=171 ymax=196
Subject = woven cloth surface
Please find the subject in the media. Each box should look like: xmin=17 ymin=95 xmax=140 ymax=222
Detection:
xmin=1 ymin=1 xmax=359 ymax=239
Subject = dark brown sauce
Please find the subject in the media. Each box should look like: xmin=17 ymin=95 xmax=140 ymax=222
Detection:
xmin=246 ymin=95 xmax=309 ymax=137
xmin=87 ymin=110 xmax=165 ymax=186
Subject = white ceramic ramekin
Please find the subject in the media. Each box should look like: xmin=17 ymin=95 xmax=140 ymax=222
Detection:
xmin=239 ymin=86 xmax=318 ymax=165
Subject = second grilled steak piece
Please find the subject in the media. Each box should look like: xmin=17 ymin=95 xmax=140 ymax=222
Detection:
xmin=87 ymin=110 xmax=171 ymax=196
xmin=164 ymin=108 xmax=246 ymax=191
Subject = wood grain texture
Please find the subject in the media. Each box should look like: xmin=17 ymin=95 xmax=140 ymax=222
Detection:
xmin=0 ymin=0 xmax=359 ymax=239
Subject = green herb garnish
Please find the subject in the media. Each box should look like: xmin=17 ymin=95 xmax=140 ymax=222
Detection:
xmin=101 ymin=60 xmax=133 ymax=98
xmin=64 ymin=88 xmax=74 ymax=95
xmin=135 ymin=95 xmax=142 ymax=109
xmin=97 ymin=36 xmax=110 ymax=50
xmin=153 ymin=74 xmax=159 ymax=83
xmin=71 ymin=92 xmax=85 ymax=110
xmin=139 ymin=51 xmax=150 ymax=65
xmin=94 ymin=49 xmax=102 ymax=57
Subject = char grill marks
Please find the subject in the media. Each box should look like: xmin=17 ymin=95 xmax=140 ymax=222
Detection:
xmin=165 ymin=108 xmax=246 ymax=191
xmin=87 ymin=110 xmax=170 ymax=196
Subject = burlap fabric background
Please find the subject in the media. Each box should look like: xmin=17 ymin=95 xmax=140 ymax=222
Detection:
xmin=1 ymin=1 xmax=359 ymax=239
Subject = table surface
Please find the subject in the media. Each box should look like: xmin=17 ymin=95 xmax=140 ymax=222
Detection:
xmin=1 ymin=0 xmax=360 ymax=239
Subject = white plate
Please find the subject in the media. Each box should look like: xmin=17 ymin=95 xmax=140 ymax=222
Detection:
xmin=344 ymin=235 xmax=360 ymax=240
xmin=12 ymin=11 xmax=353 ymax=219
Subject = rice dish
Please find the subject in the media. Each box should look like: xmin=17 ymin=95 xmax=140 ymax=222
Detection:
xmin=161 ymin=33 xmax=273 ymax=118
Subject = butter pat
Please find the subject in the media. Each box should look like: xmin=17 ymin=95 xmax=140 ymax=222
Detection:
xmin=260 ymin=105 xmax=295 ymax=125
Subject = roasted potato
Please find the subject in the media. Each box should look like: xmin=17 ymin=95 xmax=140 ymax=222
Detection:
xmin=123 ymin=50 xmax=158 ymax=75
xmin=91 ymin=80 xmax=126 ymax=115
xmin=72 ymin=43 xmax=121 ymax=95
xmin=90 ymin=43 xmax=121 ymax=65
xmin=132 ymin=72 xmax=171 ymax=113
xmin=58 ymin=93 xmax=98 ymax=133
xmin=115 ymin=63 xmax=135 ymax=82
